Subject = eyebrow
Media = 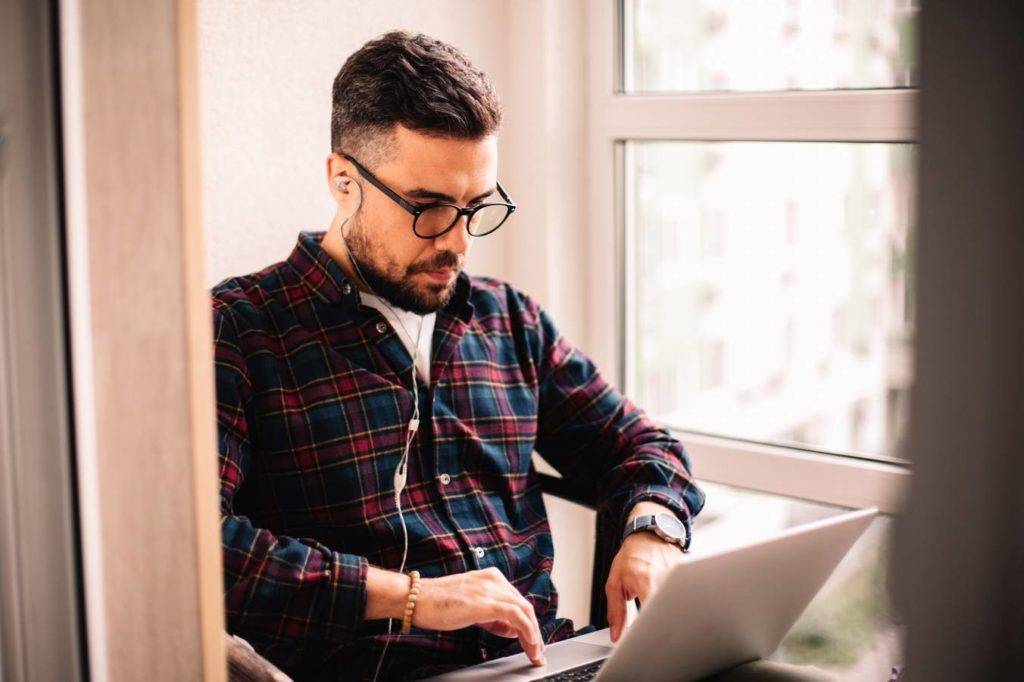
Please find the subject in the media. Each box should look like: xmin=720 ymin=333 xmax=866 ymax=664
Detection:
xmin=404 ymin=186 xmax=496 ymax=205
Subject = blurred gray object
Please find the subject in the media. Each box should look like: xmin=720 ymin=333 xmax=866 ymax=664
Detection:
xmin=894 ymin=0 xmax=1024 ymax=680
xmin=225 ymin=633 xmax=292 ymax=682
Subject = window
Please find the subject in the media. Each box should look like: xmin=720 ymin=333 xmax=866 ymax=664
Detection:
xmin=625 ymin=0 xmax=918 ymax=93
xmin=584 ymin=0 xmax=914 ymax=511
xmin=580 ymin=2 xmax=916 ymax=674
xmin=626 ymin=141 xmax=915 ymax=459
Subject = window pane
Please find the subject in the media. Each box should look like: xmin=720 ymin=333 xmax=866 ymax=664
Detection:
xmin=625 ymin=0 xmax=918 ymax=93
xmin=627 ymin=141 xmax=914 ymax=459
xmin=693 ymin=482 xmax=904 ymax=675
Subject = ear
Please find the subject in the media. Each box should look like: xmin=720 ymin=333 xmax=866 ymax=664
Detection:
xmin=326 ymin=152 xmax=356 ymax=198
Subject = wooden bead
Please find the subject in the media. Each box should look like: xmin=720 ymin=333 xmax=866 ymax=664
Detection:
xmin=401 ymin=570 xmax=422 ymax=635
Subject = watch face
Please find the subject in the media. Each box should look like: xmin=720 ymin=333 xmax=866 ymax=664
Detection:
xmin=655 ymin=512 xmax=686 ymax=541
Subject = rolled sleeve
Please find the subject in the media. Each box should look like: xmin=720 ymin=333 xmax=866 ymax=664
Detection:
xmin=521 ymin=292 xmax=706 ymax=542
xmin=324 ymin=552 xmax=370 ymax=637
xmin=615 ymin=482 xmax=699 ymax=548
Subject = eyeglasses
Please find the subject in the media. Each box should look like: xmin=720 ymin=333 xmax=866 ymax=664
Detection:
xmin=339 ymin=152 xmax=516 ymax=239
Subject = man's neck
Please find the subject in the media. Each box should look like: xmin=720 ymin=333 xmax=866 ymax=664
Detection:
xmin=320 ymin=222 xmax=372 ymax=294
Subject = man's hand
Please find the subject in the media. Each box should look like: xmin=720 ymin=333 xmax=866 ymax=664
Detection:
xmin=366 ymin=565 xmax=546 ymax=666
xmin=605 ymin=502 xmax=687 ymax=643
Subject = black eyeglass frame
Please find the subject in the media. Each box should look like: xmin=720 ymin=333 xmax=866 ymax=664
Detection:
xmin=339 ymin=152 xmax=516 ymax=239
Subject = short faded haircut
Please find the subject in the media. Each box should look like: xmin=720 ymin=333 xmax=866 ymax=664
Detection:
xmin=330 ymin=31 xmax=502 ymax=164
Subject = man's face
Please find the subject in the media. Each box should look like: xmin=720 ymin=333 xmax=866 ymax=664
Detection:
xmin=332 ymin=125 xmax=499 ymax=314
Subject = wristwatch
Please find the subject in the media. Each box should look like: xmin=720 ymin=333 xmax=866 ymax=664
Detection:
xmin=622 ymin=512 xmax=691 ymax=552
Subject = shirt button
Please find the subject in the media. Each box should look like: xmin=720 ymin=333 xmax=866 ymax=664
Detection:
xmin=473 ymin=546 xmax=485 ymax=559
xmin=375 ymin=322 xmax=388 ymax=334
xmin=438 ymin=473 xmax=451 ymax=485
xmin=342 ymin=283 xmax=352 ymax=295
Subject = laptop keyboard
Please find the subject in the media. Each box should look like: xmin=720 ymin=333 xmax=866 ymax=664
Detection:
xmin=539 ymin=659 xmax=605 ymax=681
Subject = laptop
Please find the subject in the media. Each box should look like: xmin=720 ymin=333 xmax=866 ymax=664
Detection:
xmin=424 ymin=507 xmax=877 ymax=682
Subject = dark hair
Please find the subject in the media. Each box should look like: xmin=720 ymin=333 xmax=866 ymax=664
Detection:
xmin=330 ymin=31 xmax=502 ymax=162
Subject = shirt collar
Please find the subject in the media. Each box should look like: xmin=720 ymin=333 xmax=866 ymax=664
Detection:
xmin=286 ymin=230 xmax=472 ymax=317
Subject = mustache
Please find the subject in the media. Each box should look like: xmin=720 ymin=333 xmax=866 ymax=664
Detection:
xmin=409 ymin=251 xmax=462 ymax=273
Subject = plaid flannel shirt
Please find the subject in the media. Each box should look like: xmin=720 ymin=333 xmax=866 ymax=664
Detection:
xmin=213 ymin=230 xmax=705 ymax=680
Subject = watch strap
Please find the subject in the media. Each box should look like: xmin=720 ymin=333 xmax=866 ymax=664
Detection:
xmin=622 ymin=513 xmax=690 ymax=551
xmin=623 ymin=514 xmax=658 ymax=538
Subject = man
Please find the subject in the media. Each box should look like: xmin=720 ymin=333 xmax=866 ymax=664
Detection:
xmin=213 ymin=31 xmax=704 ymax=680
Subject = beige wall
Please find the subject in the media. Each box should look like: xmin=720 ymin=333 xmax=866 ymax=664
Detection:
xmin=198 ymin=0 xmax=595 ymax=628
xmin=199 ymin=1 xmax=510 ymax=288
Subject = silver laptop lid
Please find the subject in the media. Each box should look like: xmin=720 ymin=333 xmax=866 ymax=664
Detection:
xmin=595 ymin=507 xmax=878 ymax=681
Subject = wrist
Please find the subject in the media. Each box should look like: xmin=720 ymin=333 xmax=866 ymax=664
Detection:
xmin=627 ymin=501 xmax=675 ymax=524
xmin=623 ymin=503 xmax=690 ymax=552
xmin=364 ymin=566 xmax=410 ymax=620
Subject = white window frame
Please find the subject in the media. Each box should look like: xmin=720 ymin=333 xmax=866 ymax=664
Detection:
xmin=584 ymin=0 xmax=914 ymax=514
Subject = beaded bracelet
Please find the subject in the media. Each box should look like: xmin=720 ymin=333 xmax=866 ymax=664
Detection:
xmin=400 ymin=570 xmax=421 ymax=634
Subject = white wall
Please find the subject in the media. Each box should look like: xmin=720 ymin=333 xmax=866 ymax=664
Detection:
xmin=198 ymin=0 xmax=595 ymax=628
xmin=200 ymin=1 xmax=509 ymax=287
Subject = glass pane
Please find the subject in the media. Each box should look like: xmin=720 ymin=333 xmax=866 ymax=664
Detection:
xmin=625 ymin=0 xmax=918 ymax=93
xmin=692 ymin=482 xmax=904 ymax=676
xmin=627 ymin=141 xmax=914 ymax=459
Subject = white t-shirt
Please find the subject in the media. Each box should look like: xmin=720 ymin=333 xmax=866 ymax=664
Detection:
xmin=360 ymin=292 xmax=436 ymax=384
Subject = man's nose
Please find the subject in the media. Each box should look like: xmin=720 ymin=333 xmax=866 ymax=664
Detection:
xmin=433 ymin=214 xmax=472 ymax=255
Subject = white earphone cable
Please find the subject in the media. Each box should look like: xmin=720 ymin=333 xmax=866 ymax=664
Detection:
xmin=337 ymin=209 xmax=426 ymax=682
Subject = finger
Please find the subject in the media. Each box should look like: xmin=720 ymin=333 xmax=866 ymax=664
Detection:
xmin=513 ymin=597 xmax=545 ymax=661
xmin=504 ymin=584 xmax=544 ymax=654
xmin=605 ymin=579 xmax=626 ymax=643
xmin=499 ymin=603 xmax=544 ymax=666
xmin=493 ymin=602 xmax=545 ymax=666
xmin=634 ymin=573 xmax=653 ymax=606
xmin=491 ymin=571 xmax=545 ymax=660
xmin=479 ymin=620 xmax=519 ymax=639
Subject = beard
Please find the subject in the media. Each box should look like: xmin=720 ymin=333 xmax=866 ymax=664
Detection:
xmin=344 ymin=212 xmax=461 ymax=315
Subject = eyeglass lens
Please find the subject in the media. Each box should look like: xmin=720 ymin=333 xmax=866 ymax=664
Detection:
xmin=414 ymin=204 xmax=511 ymax=237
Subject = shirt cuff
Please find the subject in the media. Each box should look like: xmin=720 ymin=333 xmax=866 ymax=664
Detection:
xmin=324 ymin=552 xmax=369 ymax=639
xmin=616 ymin=484 xmax=694 ymax=550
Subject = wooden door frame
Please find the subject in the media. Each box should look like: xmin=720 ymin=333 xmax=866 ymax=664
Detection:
xmin=59 ymin=0 xmax=225 ymax=678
